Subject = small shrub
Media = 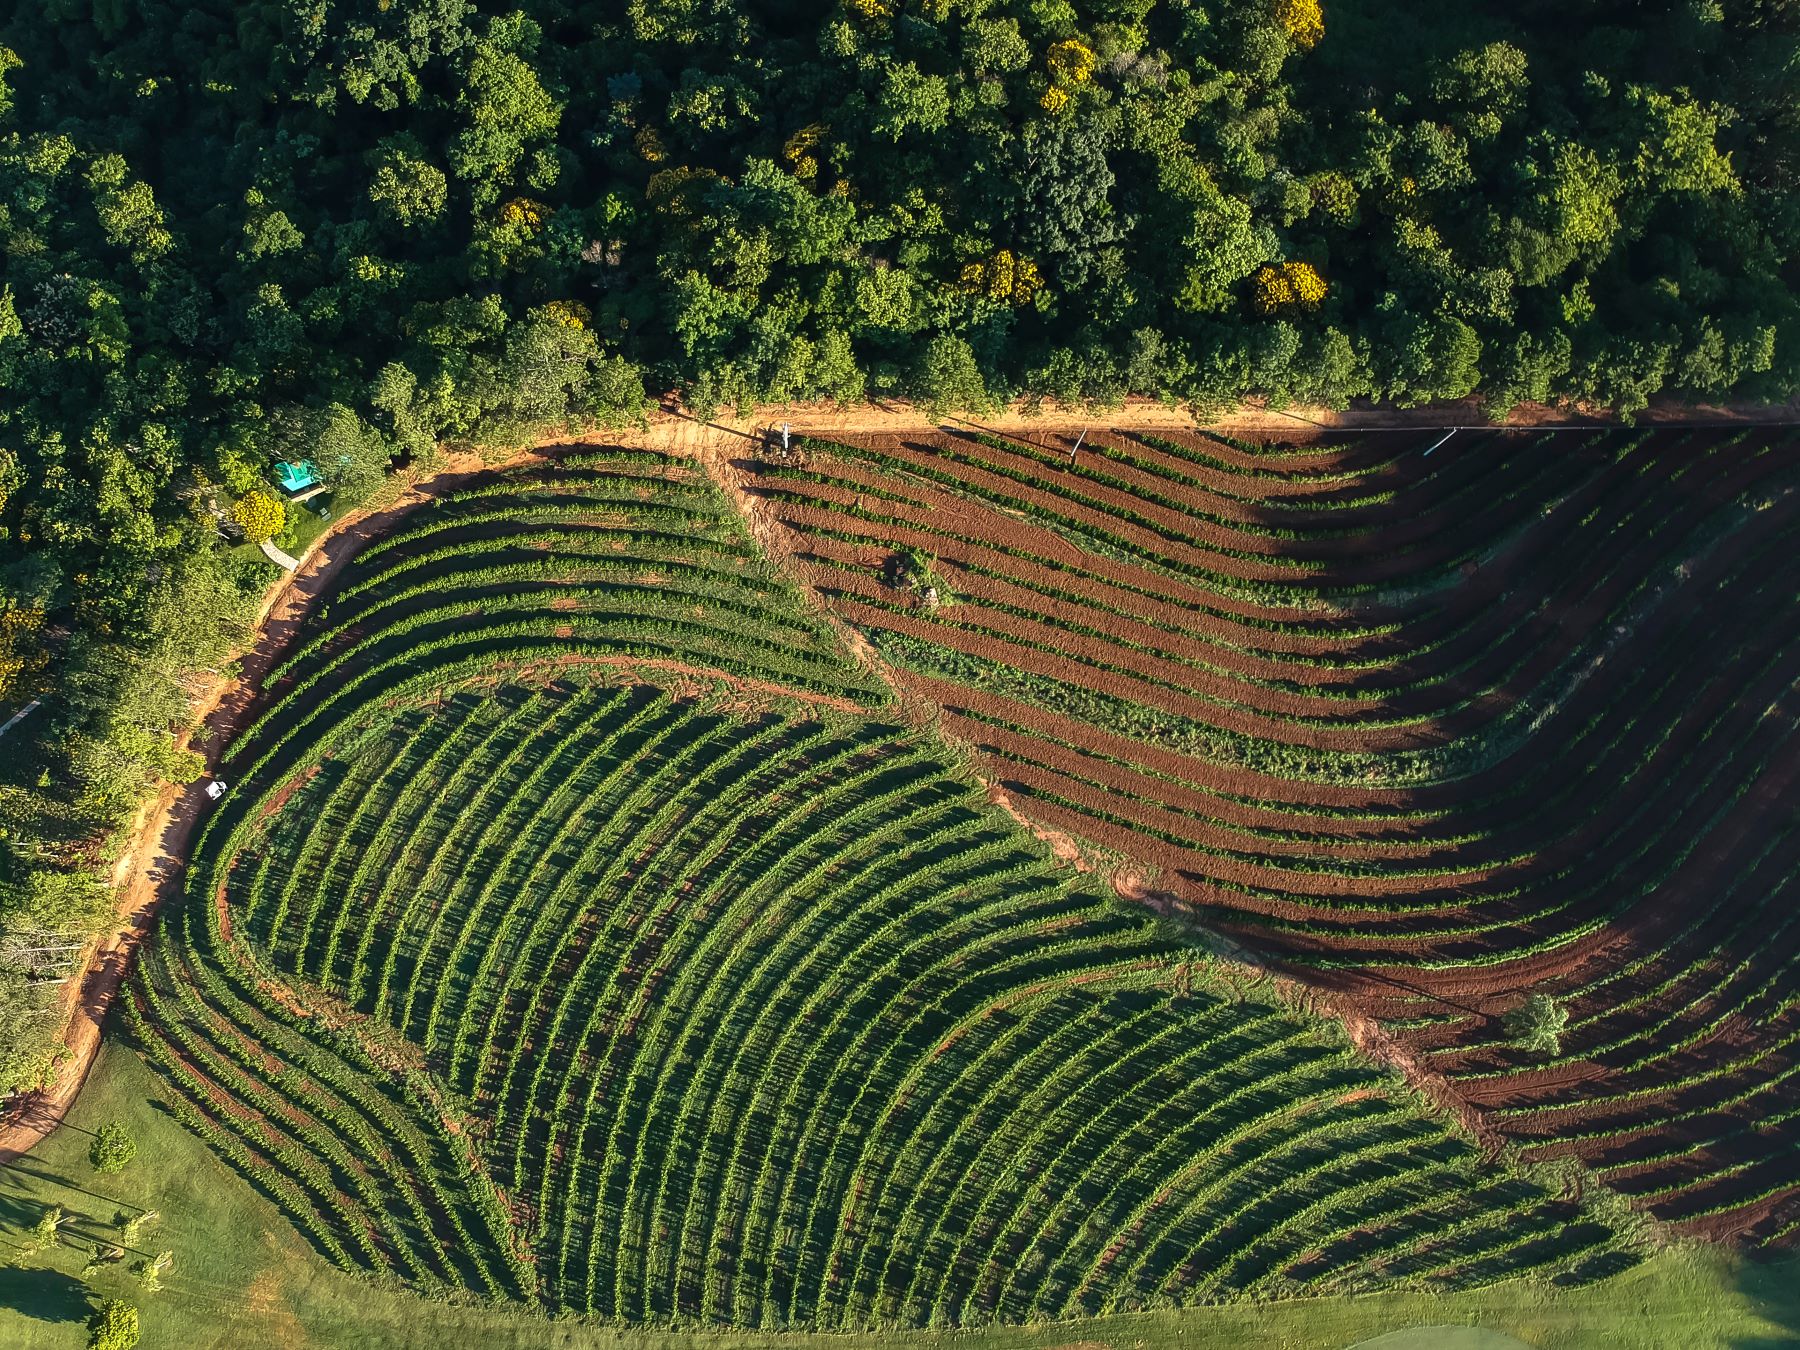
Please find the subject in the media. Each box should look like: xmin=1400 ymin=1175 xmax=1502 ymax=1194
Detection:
xmin=90 ymin=1121 xmax=137 ymax=1174
xmin=21 ymin=1204 xmax=64 ymax=1255
xmin=1504 ymin=993 xmax=1569 ymax=1056
xmin=132 ymin=1250 xmax=172 ymax=1294
xmin=88 ymin=1299 xmax=140 ymax=1350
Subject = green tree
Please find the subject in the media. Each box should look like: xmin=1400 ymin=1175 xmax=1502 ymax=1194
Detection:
xmin=1381 ymin=311 xmax=1482 ymax=406
xmin=1504 ymin=993 xmax=1569 ymax=1056
xmin=1009 ymin=109 xmax=1128 ymax=290
xmin=87 ymin=1299 xmax=140 ymax=1350
xmin=449 ymin=14 xmax=561 ymax=201
xmin=117 ymin=1209 xmax=159 ymax=1246
xmin=90 ymin=1120 xmax=137 ymax=1173
xmin=21 ymin=1205 xmax=65 ymax=1255
xmin=1431 ymin=42 xmax=1528 ymax=141
xmin=367 ymin=135 xmax=448 ymax=227
xmin=85 ymin=155 xmax=173 ymax=266
xmin=131 ymin=1250 xmax=172 ymax=1294
xmin=873 ymin=62 xmax=951 ymax=141
xmin=82 ymin=1245 xmax=126 ymax=1280
xmin=912 ymin=334 xmax=990 ymax=417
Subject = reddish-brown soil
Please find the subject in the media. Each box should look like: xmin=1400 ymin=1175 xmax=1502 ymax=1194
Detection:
xmin=729 ymin=421 xmax=1800 ymax=1244
xmin=0 ymin=444 xmax=556 ymax=1164
xmin=8 ymin=402 xmax=1800 ymax=1249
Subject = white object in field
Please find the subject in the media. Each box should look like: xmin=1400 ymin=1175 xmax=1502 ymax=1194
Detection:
xmin=0 ymin=699 xmax=42 ymax=741
xmin=1421 ymin=428 xmax=1458 ymax=457
xmin=206 ymin=780 xmax=229 ymax=800
xmin=781 ymin=422 xmax=791 ymax=452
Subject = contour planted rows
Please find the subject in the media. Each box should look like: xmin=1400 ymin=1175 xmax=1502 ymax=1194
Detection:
xmin=732 ymin=427 xmax=1800 ymax=1242
xmin=130 ymin=451 xmax=1629 ymax=1324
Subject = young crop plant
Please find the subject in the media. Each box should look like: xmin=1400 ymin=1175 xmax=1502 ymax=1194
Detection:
xmin=733 ymin=425 xmax=1800 ymax=1244
xmin=127 ymin=449 xmax=1640 ymax=1328
xmin=1504 ymin=994 xmax=1571 ymax=1056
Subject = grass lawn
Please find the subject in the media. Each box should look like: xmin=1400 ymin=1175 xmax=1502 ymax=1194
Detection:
xmin=2 ymin=1040 xmax=1796 ymax=1350
xmin=225 ymin=495 xmax=333 ymax=570
xmin=271 ymin=496 xmax=334 ymax=559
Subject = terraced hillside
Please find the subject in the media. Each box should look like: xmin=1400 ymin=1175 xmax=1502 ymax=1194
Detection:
xmin=731 ymin=425 xmax=1800 ymax=1244
xmin=129 ymin=449 xmax=1631 ymax=1325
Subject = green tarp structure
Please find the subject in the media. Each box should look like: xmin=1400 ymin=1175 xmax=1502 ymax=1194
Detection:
xmin=275 ymin=459 xmax=320 ymax=492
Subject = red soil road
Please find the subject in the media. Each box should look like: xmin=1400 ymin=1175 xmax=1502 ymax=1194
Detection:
xmin=0 ymin=444 xmax=561 ymax=1165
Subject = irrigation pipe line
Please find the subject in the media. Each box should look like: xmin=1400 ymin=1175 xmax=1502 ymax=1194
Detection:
xmin=0 ymin=699 xmax=42 ymax=741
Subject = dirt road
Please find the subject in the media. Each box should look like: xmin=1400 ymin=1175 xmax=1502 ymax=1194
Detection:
xmin=0 ymin=447 xmax=546 ymax=1164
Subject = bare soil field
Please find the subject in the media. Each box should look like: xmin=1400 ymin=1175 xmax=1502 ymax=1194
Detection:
xmin=728 ymin=421 xmax=1800 ymax=1244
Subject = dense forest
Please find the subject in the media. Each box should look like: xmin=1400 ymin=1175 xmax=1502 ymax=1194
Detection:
xmin=1 ymin=0 xmax=1797 ymax=1090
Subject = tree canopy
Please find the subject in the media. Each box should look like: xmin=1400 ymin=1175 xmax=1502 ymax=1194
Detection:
xmin=1 ymin=0 xmax=1797 ymax=1094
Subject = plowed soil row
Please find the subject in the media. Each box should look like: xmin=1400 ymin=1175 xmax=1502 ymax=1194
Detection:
xmin=728 ymin=425 xmax=1800 ymax=1245
xmin=769 ymin=432 xmax=1786 ymax=745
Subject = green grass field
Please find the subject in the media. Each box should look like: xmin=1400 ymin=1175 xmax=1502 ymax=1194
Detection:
xmin=2 ymin=1042 xmax=1797 ymax=1349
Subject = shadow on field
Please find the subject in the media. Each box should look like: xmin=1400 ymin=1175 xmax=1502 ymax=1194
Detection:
xmin=1 ymin=1156 xmax=125 ymax=1213
xmin=0 ymin=1262 xmax=89 ymax=1327
xmin=1732 ymin=1250 xmax=1800 ymax=1348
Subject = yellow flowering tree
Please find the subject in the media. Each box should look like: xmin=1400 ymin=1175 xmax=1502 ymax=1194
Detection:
xmin=232 ymin=489 xmax=286 ymax=544
xmin=1040 ymin=39 xmax=1095 ymax=114
xmin=499 ymin=197 xmax=546 ymax=231
xmin=541 ymin=300 xmax=592 ymax=331
xmin=1250 ymin=261 xmax=1328 ymax=314
xmin=1275 ymin=0 xmax=1324 ymax=50
xmin=959 ymin=250 xmax=1043 ymax=306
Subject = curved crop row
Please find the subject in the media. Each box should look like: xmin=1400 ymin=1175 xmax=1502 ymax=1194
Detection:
xmin=732 ymin=426 xmax=1800 ymax=1242
xmin=130 ymin=449 xmax=1633 ymax=1323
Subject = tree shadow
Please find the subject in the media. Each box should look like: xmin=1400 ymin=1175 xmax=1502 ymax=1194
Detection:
xmin=1731 ymin=1250 xmax=1800 ymax=1348
xmin=0 ymin=1156 xmax=130 ymax=1213
xmin=0 ymin=1263 xmax=91 ymax=1327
